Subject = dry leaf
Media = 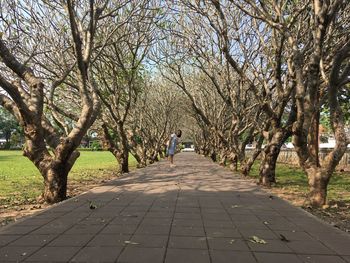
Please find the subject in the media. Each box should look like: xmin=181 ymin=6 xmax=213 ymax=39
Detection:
xmin=279 ymin=234 xmax=290 ymax=242
xmin=89 ymin=202 xmax=97 ymax=209
xmin=249 ymin=236 xmax=267 ymax=244
xmin=124 ymin=241 xmax=139 ymax=245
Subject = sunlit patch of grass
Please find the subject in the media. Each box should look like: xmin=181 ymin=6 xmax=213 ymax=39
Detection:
xmin=0 ymin=151 xmax=137 ymax=207
xmin=249 ymin=161 xmax=350 ymax=203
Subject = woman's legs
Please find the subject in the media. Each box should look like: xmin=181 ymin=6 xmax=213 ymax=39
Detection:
xmin=169 ymin=154 xmax=174 ymax=164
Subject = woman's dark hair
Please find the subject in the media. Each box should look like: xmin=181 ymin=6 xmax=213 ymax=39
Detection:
xmin=176 ymin=129 xmax=182 ymax=138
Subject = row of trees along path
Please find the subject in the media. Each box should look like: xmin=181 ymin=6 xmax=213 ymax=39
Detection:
xmin=0 ymin=0 xmax=349 ymax=207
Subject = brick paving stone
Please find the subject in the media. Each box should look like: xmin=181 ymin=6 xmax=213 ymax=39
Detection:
xmin=227 ymin=208 xmax=254 ymax=215
xmin=171 ymin=226 xmax=205 ymax=236
xmin=123 ymin=206 xmax=150 ymax=213
xmin=109 ymin=216 xmax=143 ymax=225
xmin=247 ymin=239 xmax=293 ymax=253
xmin=30 ymin=224 xmax=72 ymax=235
xmin=286 ymin=240 xmax=336 ymax=254
xmin=202 ymin=213 xmax=231 ymax=221
xmin=210 ymin=250 xmax=257 ymax=263
xmin=165 ymin=248 xmax=210 ymax=263
xmin=175 ymin=207 xmax=201 ymax=213
xmin=299 ymin=254 xmax=348 ymax=263
xmin=168 ymin=236 xmax=207 ymax=249
xmin=240 ymin=229 xmax=278 ymax=240
xmin=7 ymin=234 xmax=56 ymax=247
xmin=0 ymin=225 xmax=38 ymax=235
xmin=23 ymin=246 xmax=80 ymax=262
xmin=343 ymin=256 xmax=350 ymax=263
xmin=64 ymin=224 xmax=104 ymax=235
xmin=87 ymin=234 xmax=131 ymax=247
xmin=254 ymin=252 xmax=303 ymax=263
xmin=234 ymin=221 xmax=270 ymax=229
xmin=70 ymin=246 xmax=123 ymax=262
xmin=33 ymin=211 xmax=66 ymax=219
xmin=101 ymin=224 xmax=138 ymax=234
xmin=272 ymin=230 xmax=315 ymax=241
xmin=117 ymin=247 xmax=165 ymax=263
xmin=15 ymin=218 xmax=53 ymax=226
xmin=205 ymin=227 xmax=242 ymax=238
xmin=207 ymin=237 xmax=250 ymax=251
xmin=49 ymin=234 xmax=93 ymax=246
xmin=79 ymin=217 xmax=111 ymax=225
xmin=129 ymin=235 xmax=168 ymax=248
xmin=145 ymin=212 xmax=173 ymax=218
xmin=0 ymin=235 xmax=21 ymax=247
xmin=139 ymin=217 xmax=172 ymax=226
xmin=172 ymin=219 xmax=203 ymax=227
xmin=230 ymin=214 xmax=260 ymax=221
xmin=201 ymin=208 xmax=227 ymax=214
xmin=174 ymin=212 xmax=202 ymax=220
xmin=135 ymin=225 xmax=171 ymax=235
xmin=0 ymin=246 xmax=40 ymax=261
xmin=320 ymin=238 xmax=350 ymax=255
xmin=203 ymin=220 xmax=235 ymax=228
xmin=1 ymin=153 xmax=350 ymax=262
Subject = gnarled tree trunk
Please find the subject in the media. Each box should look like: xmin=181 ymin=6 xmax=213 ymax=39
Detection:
xmin=241 ymin=136 xmax=264 ymax=177
xmin=259 ymin=130 xmax=289 ymax=186
xmin=305 ymin=167 xmax=329 ymax=206
xmin=102 ymin=123 xmax=129 ymax=174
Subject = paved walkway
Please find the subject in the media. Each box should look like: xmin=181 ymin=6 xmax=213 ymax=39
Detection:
xmin=1 ymin=153 xmax=350 ymax=263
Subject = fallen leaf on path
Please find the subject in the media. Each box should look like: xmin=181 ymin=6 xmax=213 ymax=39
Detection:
xmin=124 ymin=241 xmax=139 ymax=245
xmin=89 ymin=202 xmax=97 ymax=209
xmin=231 ymin=205 xmax=241 ymax=208
xmin=249 ymin=236 xmax=267 ymax=244
xmin=279 ymin=234 xmax=290 ymax=242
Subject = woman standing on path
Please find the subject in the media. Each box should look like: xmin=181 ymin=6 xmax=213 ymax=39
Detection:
xmin=167 ymin=129 xmax=182 ymax=167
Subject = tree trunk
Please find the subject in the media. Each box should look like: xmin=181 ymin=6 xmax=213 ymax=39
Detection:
xmin=241 ymin=136 xmax=264 ymax=177
xmin=140 ymin=148 xmax=147 ymax=167
xmin=259 ymin=129 xmax=290 ymax=186
xmin=308 ymin=107 xmax=320 ymax=167
xmin=102 ymin=123 xmax=129 ymax=174
xmin=118 ymin=149 xmax=129 ymax=173
xmin=228 ymin=154 xmax=238 ymax=171
xmin=305 ymin=167 xmax=329 ymax=206
xmin=241 ymin=149 xmax=262 ymax=177
xmin=210 ymin=151 xmax=217 ymax=162
xmin=159 ymin=149 xmax=164 ymax=159
xmin=42 ymin=166 xmax=69 ymax=203
xmin=219 ymin=152 xmax=227 ymax=166
xmin=132 ymin=152 xmax=146 ymax=168
xmin=24 ymin=141 xmax=77 ymax=204
xmin=118 ymin=123 xmax=129 ymax=173
xmin=259 ymin=147 xmax=279 ymax=186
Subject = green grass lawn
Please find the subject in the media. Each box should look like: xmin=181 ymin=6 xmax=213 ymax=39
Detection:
xmin=0 ymin=150 xmax=136 ymax=206
xmin=249 ymin=162 xmax=350 ymax=203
